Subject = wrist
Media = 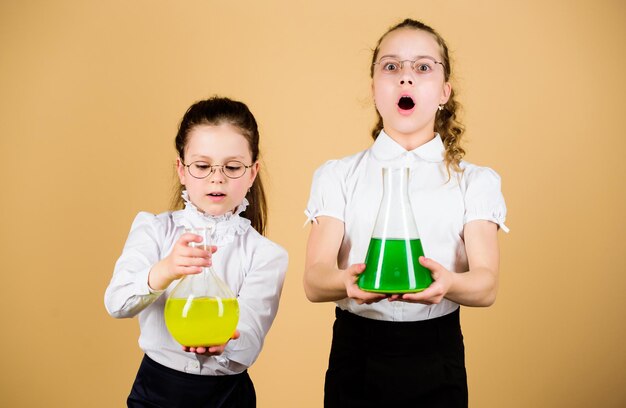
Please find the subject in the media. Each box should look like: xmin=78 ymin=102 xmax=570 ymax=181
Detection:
xmin=148 ymin=260 xmax=173 ymax=291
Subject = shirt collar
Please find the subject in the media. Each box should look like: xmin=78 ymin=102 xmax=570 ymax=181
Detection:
xmin=171 ymin=191 xmax=251 ymax=246
xmin=371 ymin=129 xmax=445 ymax=163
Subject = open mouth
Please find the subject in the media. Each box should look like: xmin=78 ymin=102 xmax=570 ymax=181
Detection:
xmin=398 ymin=96 xmax=415 ymax=110
xmin=208 ymin=193 xmax=225 ymax=197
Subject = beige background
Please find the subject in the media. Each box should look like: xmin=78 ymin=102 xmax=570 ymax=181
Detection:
xmin=1 ymin=0 xmax=625 ymax=407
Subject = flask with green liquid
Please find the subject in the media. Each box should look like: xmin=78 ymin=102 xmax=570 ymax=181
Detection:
xmin=164 ymin=226 xmax=239 ymax=347
xmin=358 ymin=167 xmax=433 ymax=293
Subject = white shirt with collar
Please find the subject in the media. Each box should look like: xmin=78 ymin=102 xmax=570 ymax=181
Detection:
xmin=105 ymin=194 xmax=288 ymax=375
xmin=305 ymin=130 xmax=508 ymax=322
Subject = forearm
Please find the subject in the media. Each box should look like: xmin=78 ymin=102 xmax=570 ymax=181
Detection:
xmin=303 ymin=262 xmax=347 ymax=302
xmin=446 ymin=266 xmax=498 ymax=307
xmin=104 ymin=274 xmax=162 ymax=318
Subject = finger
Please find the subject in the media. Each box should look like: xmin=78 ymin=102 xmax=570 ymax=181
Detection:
xmin=174 ymin=250 xmax=211 ymax=267
xmin=360 ymin=290 xmax=386 ymax=301
xmin=348 ymin=263 xmax=366 ymax=278
xmin=184 ymin=248 xmax=213 ymax=265
xmin=179 ymin=233 xmax=204 ymax=247
xmin=230 ymin=330 xmax=240 ymax=340
xmin=349 ymin=289 xmax=386 ymax=304
xmin=175 ymin=265 xmax=203 ymax=276
xmin=419 ymin=256 xmax=441 ymax=272
xmin=401 ymin=286 xmax=441 ymax=304
xmin=208 ymin=345 xmax=225 ymax=354
xmin=348 ymin=283 xmax=382 ymax=297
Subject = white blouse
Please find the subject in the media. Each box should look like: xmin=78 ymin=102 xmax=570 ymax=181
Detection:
xmin=305 ymin=130 xmax=508 ymax=322
xmin=105 ymin=195 xmax=288 ymax=375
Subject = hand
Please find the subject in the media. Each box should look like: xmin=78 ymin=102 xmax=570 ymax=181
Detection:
xmin=148 ymin=233 xmax=217 ymax=291
xmin=344 ymin=263 xmax=388 ymax=305
xmin=399 ymin=257 xmax=454 ymax=305
xmin=182 ymin=330 xmax=240 ymax=356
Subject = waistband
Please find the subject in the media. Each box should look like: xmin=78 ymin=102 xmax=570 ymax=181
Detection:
xmin=142 ymin=354 xmax=248 ymax=381
xmin=333 ymin=306 xmax=461 ymax=346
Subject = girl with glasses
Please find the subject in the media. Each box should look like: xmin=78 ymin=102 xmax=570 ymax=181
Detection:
xmin=105 ymin=96 xmax=288 ymax=407
xmin=304 ymin=19 xmax=508 ymax=407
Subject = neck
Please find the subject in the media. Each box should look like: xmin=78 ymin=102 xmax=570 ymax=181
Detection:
xmin=383 ymin=127 xmax=436 ymax=151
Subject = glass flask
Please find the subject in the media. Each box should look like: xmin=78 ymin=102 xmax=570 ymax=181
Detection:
xmin=358 ymin=167 xmax=433 ymax=293
xmin=164 ymin=226 xmax=239 ymax=347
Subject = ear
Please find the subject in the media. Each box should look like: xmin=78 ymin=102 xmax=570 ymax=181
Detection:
xmin=441 ymin=82 xmax=452 ymax=105
xmin=176 ymin=158 xmax=186 ymax=185
xmin=248 ymin=161 xmax=260 ymax=188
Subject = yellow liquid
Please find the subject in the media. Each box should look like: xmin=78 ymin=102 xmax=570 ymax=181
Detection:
xmin=164 ymin=297 xmax=239 ymax=347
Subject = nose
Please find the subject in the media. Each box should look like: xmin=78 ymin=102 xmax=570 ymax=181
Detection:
xmin=208 ymin=166 xmax=226 ymax=183
xmin=399 ymin=64 xmax=413 ymax=85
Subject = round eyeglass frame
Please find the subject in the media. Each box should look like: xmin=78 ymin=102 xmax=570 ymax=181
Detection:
xmin=181 ymin=160 xmax=253 ymax=180
xmin=372 ymin=56 xmax=445 ymax=74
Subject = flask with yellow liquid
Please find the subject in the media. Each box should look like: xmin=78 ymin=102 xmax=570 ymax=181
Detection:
xmin=164 ymin=226 xmax=239 ymax=347
xmin=358 ymin=167 xmax=433 ymax=293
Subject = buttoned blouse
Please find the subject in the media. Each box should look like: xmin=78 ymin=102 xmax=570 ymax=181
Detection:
xmin=105 ymin=196 xmax=288 ymax=375
xmin=305 ymin=130 xmax=508 ymax=322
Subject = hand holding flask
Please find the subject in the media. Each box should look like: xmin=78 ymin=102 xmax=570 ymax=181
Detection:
xmin=164 ymin=226 xmax=240 ymax=347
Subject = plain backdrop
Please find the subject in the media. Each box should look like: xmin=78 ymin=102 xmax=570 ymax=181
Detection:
xmin=1 ymin=0 xmax=625 ymax=407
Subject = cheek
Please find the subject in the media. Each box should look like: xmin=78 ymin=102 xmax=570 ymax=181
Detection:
xmin=230 ymin=179 xmax=250 ymax=195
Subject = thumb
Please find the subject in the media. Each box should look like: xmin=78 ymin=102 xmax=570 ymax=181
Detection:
xmin=348 ymin=263 xmax=366 ymax=276
xmin=418 ymin=256 xmax=439 ymax=271
xmin=231 ymin=330 xmax=240 ymax=340
xmin=179 ymin=232 xmax=203 ymax=246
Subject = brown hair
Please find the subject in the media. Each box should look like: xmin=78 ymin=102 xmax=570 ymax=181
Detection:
xmin=370 ymin=19 xmax=465 ymax=174
xmin=170 ymin=96 xmax=267 ymax=235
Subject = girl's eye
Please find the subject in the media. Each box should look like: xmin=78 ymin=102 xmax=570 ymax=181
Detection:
xmin=416 ymin=63 xmax=432 ymax=72
xmin=225 ymin=162 xmax=243 ymax=172
xmin=193 ymin=163 xmax=210 ymax=170
xmin=383 ymin=62 xmax=399 ymax=71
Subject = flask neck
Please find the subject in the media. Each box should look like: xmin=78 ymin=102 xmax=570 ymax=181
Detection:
xmin=371 ymin=167 xmax=419 ymax=239
xmin=381 ymin=167 xmax=410 ymax=202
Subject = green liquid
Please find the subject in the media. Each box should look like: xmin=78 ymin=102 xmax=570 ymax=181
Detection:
xmin=164 ymin=297 xmax=239 ymax=347
xmin=358 ymin=238 xmax=433 ymax=293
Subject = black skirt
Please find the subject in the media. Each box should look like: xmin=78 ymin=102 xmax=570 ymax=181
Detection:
xmin=127 ymin=354 xmax=256 ymax=408
xmin=325 ymin=307 xmax=468 ymax=408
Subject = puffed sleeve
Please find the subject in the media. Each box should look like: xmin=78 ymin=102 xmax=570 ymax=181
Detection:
xmin=462 ymin=165 xmax=509 ymax=232
xmin=225 ymin=241 xmax=288 ymax=368
xmin=304 ymin=160 xmax=346 ymax=225
xmin=104 ymin=212 xmax=166 ymax=318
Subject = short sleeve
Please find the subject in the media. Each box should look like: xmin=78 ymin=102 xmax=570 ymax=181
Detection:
xmin=461 ymin=165 xmax=509 ymax=232
xmin=304 ymin=160 xmax=346 ymax=225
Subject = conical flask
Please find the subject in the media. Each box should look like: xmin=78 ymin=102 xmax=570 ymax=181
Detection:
xmin=164 ymin=226 xmax=239 ymax=347
xmin=358 ymin=167 xmax=433 ymax=293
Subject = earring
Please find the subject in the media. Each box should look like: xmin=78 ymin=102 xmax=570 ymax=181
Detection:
xmin=438 ymin=104 xmax=444 ymax=111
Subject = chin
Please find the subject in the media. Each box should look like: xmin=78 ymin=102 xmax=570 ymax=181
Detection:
xmin=203 ymin=207 xmax=226 ymax=216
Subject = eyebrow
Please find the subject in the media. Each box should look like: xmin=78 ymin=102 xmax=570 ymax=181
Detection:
xmin=378 ymin=54 xmax=438 ymax=61
xmin=188 ymin=154 xmax=247 ymax=161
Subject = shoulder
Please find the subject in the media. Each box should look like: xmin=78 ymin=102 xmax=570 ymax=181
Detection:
xmin=311 ymin=149 xmax=370 ymax=182
xmin=459 ymin=161 xmax=503 ymax=190
xmin=245 ymin=228 xmax=288 ymax=261
xmin=241 ymin=229 xmax=289 ymax=277
xmin=128 ymin=210 xmax=178 ymax=236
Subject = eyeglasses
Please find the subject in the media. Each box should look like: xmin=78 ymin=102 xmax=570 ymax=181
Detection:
xmin=373 ymin=56 xmax=445 ymax=75
xmin=181 ymin=160 xmax=253 ymax=179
